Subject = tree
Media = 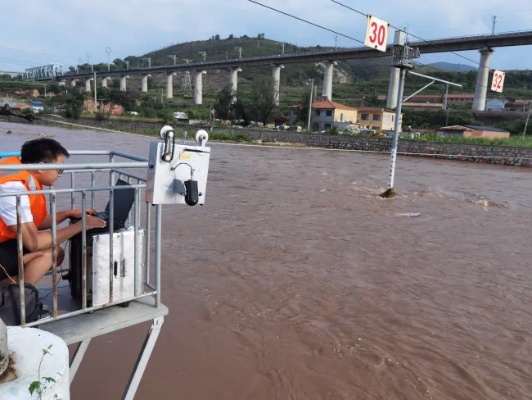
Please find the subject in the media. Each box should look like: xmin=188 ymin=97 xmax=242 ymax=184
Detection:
xmin=296 ymin=87 xmax=312 ymax=124
xmin=214 ymin=85 xmax=236 ymax=120
xmin=249 ymin=76 xmax=277 ymax=124
xmin=64 ymin=92 xmax=84 ymax=119
xmin=227 ymin=34 xmax=234 ymax=40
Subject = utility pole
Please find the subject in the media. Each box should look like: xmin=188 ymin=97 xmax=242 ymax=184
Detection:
xmin=491 ymin=15 xmax=497 ymax=35
xmin=523 ymin=102 xmax=531 ymax=140
xmin=307 ymin=79 xmax=314 ymax=132
xmin=183 ymin=58 xmax=192 ymax=64
xmin=93 ymin=71 xmax=97 ymax=113
xmin=125 ymin=60 xmax=129 ymax=70
xmin=105 ymin=46 xmax=112 ymax=71
xmin=444 ymin=84 xmax=450 ymax=126
xmin=198 ymin=51 xmax=207 ymax=62
xmin=278 ymin=42 xmax=285 ymax=55
xmin=168 ymin=55 xmax=177 ymax=65
xmin=86 ymin=52 xmax=93 ymax=72
xmin=235 ymin=47 xmax=243 ymax=59
xmin=142 ymin=58 xmax=151 ymax=68
xmin=334 ymin=35 xmax=338 ymax=50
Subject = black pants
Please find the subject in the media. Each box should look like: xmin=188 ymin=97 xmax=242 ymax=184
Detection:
xmin=0 ymin=240 xmax=28 ymax=280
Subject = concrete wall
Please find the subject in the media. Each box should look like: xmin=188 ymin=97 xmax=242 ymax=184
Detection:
xmin=335 ymin=109 xmax=357 ymax=123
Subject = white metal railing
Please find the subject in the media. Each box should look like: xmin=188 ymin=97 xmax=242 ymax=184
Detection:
xmin=0 ymin=150 xmax=163 ymax=327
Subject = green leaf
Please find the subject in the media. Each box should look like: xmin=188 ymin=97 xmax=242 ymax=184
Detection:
xmin=28 ymin=381 xmax=40 ymax=395
xmin=43 ymin=377 xmax=56 ymax=383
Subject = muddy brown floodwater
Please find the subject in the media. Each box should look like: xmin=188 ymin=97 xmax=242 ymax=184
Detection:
xmin=1 ymin=121 xmax=531 ymax=400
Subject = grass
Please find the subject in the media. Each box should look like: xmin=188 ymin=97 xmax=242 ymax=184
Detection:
xmin=124 ymin=126 xmax=252 ymax=142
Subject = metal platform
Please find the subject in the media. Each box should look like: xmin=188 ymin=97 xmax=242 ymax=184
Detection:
xmin=40 ymin=297 xmax=168 ymax=400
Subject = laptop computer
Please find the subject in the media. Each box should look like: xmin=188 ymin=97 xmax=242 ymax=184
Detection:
xmin=71 ymin=179 xmax=136 ymax=231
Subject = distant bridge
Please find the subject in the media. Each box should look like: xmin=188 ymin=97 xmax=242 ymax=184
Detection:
xmin=0 ymin=71 xmax=23 ymax=78
xmin=28 ymin=30 xmax=532 ymax=111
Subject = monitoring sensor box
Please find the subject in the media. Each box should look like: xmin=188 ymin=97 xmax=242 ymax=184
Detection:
xmin=145 ymin=141 xmax=211 ymax=205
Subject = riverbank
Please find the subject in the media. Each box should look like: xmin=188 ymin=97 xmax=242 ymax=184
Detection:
xmin=3 ymin=116 xmax=532 ymax=168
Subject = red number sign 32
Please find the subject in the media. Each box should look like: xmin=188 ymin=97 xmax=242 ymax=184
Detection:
xmin=491 ymin=70 xmax=505 ymax=93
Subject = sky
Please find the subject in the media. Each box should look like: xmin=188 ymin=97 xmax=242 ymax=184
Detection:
xmin=1 ymin=0 xmax=532 ymax=74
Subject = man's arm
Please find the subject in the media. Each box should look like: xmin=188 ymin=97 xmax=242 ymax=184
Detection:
xmin=38 ymin=210 xmax=72 ymax=230
xmin=39 ymin=208 xmax=98 ymax=230
xmin=9 ymin=215 xmax=107 ymax=252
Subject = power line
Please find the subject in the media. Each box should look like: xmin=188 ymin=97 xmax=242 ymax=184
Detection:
xmin=329 ymin=0 xmax=531 ymax=93
xmin=247 ymin=0 xmax=364 ymax=45
xmin=247 ymin=0 xmax=486 ymax=89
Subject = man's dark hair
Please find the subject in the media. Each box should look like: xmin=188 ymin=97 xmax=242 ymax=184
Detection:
xmin=20 ymin=138 xmax=69 ymax=163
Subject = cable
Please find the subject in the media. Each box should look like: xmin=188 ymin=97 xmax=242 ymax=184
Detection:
xmin=330 ymin=0 xmax=532 ymax=92
xmin=247 ymin=0 xmax=365 ymax=45
xmin=247 ymin=0 xmax=492 ymax=91
xmin=0 ymin=262 xmax=17 ymax=284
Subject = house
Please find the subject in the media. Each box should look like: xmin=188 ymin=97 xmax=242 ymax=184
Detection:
xmin=356 ymin=108 xmax=401 ymax=132
xmin=289 ymin=104 xmax=301 ymax=123
xmin=437 ymin=125 xmax=510 ymax=139
xmin=310 ymin=99 xmax=358 ymax=132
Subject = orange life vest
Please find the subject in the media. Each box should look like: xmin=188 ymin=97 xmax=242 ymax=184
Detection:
xmin=0 ymin=156 xmax=47 ymax=243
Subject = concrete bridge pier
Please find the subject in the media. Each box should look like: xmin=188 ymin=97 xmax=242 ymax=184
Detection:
xmin=101 ymin=76 xmax=111 ymax=88
xmin=120 ymin=76 xmax=129 ymax=92
xmin=472 ymin=47 xmax=493 ymax=111
xmin=142 ymin=74 xmax=151 ymax=93
xmin=166 ymin=73 xmax=176 ymax=99
xmin=230 ymin=67 xmax=242 ymax=102
xmin=70 ymin=79 xmax=78 ymax=87
xmin=272 ymin=64 xmax=284 ymax=105
xmin=84 ymin=78 xmax=93 ymax=93
xmin=386 ymin=30 xmax=407 ymax=110
xmin=194 ymin=70 xmax=207 ymax=105
xmin=322 ymin=61 xmax=336 ymax=101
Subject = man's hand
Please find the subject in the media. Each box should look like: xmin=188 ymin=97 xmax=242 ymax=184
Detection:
xmin=84 ymin=215 xmax=107 ymax=230
xmin=68 ymin=208 xmax=98 ymax=219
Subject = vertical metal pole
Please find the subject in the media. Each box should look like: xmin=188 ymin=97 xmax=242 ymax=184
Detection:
xmin=444 ymin=84 xmax=450 ymax=126
xmin=523 ymin=104 xmax=531 ymax=140
xmin=145 ymin=202 xmax=151 ymax=286
xmin=307 ymin=79 xmax=313 ymax=132
xmin=91 ymin=171 xmax=96 ymax=209
xmin=155 ymin=205 xmax=162 ymax=306
xmin=386 ymin=68 xmax=406 ymax=191
xmin=133 ymin=187 xmax=140 ymax=296
xmin=81 ymin=192 xmax=88 ymax=309
xmin=16 ymin=196 xmax=25 ymax=325
xmin=50 ymin=193 xmax=58 ymax=318
xmin=70 ymin=173 xmax=76 ymax=210
xmin=93 ymin=71 xmax=97 ymax=113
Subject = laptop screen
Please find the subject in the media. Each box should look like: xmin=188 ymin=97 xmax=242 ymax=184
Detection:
xmin=104 ymin=179 xmax=136 ymax=225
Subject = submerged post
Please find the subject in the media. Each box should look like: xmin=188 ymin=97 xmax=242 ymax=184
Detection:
xmin=381 ymin=36 xmax=420 ymax=198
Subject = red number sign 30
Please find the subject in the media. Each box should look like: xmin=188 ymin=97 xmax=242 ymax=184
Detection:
xmin=364 ymin=15 xmax=389 ymax=53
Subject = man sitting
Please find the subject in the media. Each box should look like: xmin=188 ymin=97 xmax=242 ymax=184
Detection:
xmin=0 ymin=138 xmax=107 ymax=286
